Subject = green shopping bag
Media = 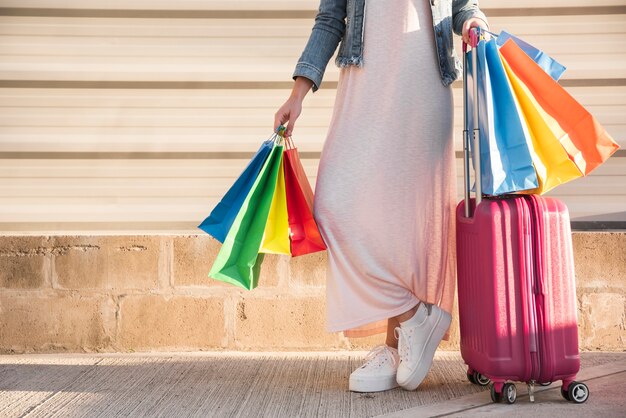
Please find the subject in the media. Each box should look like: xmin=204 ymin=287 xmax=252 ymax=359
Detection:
xmin=209 ymin=139 xmax=284 ymax=289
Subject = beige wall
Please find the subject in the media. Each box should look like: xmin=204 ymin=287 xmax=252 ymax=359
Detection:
xmin=1 ymin=232 xmax=624 ymax=353
xmin=0 ymin=1 xmax=624 ymax=232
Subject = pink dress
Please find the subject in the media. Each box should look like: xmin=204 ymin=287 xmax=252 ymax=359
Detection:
xmin=313 ymin=0 xmax=457 ymax=337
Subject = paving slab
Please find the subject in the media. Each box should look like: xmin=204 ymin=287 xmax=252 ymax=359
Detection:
xmin=379 ymin=356 xmax=626 ymax=418
xmin=0 ymin=351 xmax=623 ymax=417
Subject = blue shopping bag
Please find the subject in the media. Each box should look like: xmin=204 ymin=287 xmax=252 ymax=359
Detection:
xmin=198 ymin=139 xmax=275 ymax=242
xmin=495 ymin=31 xmax=566 ymax=81
xmin=466 ymin=38 xmax=538 ymax=196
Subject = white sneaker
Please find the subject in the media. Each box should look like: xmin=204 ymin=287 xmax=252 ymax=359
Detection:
xmin=395 ymin=302 xmax=452 ymax=391
xmin=349 ymin=344 xmax=400 ymax=392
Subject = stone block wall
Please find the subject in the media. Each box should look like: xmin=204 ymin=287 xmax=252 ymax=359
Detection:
xmin=0 ymin=232 xmax=624 ymax=353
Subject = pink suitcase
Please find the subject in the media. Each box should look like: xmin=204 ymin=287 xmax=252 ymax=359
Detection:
xmin=455 ymin=40 xmax=589 ymax=405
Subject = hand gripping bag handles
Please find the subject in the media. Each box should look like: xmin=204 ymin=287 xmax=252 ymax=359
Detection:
xmin=202 ymin=127 xmax=327 ymax=290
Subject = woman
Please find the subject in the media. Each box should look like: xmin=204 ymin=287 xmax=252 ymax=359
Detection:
xmin=274 ymin=0 xmax=489 ymax=393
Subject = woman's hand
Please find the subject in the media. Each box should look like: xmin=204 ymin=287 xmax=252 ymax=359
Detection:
xmin=274 ymin=76 xmax=314 ymax=137
xmin=462 ymin=17 xmax=489 ymax=46
xmin=274 ymin=96 xmax=302 ymax=138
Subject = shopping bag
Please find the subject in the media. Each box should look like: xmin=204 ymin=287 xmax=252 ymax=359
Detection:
xmin=495 ymin=30 xmax=566 ymax=81
xmin=259 ymin=151 xmax=291 ymax=255
xmin=500 ymin=53 xmax=583 ymax=194
xmin=499 ymin=39 xmax=620 ymax=175
xmin=208 ymin=140 xmax=283 ymax=289
xmin=283 ymin=137 xmax=326 ymax=256
xmin=198 ymin=138 xmax=274 ymax=243
xmin=467 ymin=37 xmax=538 ymax=195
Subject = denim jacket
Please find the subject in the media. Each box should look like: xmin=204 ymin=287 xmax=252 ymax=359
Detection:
xmin=292 ymin=0 xmax=488 ymax=92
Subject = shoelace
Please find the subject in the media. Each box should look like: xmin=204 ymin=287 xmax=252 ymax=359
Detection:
xmin=362 ymin=344 xmax=398 ymax=369
xmin=394 ymin=326 xmax=413 ymax=366
xmin=394 ymin=303 xmax=432 ymax=366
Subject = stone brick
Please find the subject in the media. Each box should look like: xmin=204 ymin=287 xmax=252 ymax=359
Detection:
xmin=173 ymin=235 xmax=283 ymax=289
xmin=118 ymin=295 xmax=225 ymax=350
xmin=53 ymin=236 xmax=159 ymax=291
xmin=289 ymin=251 xmax=327 ymax=287
xmin=573 ymin=232 xmax=626 ymax=290
xmin=0 ymin=292 xmax=115 ymax=353
xmin=173 ymin=235 xmax=220 ymax=287
xmin=0 ymin=236 xmax=47 ymax=289
xmin=579 ymin=292 xmax=625 ymax=350
xmin=257 ymin=253 xmax=286 ymax=288
xmin=234 ymin=295 xmax=345 ymax=349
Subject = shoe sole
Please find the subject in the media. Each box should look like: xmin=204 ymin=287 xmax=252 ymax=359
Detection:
xmin=396 ymin=308 xmax=452 ymax=391
xmin=349 ymin=375 xmax=399 ymax=393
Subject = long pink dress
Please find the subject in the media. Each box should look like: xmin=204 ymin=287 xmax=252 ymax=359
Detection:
xmin=313 ymin=0 xmax=457 ymax=337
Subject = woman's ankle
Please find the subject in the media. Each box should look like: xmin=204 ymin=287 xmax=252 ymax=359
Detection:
xmin=385 ymin=302 xmax=421 ymax=348
xmin=394 ymin=302 xmax=420 ymax=323
xmin=385 ymin=338 xmax=398 ymax=349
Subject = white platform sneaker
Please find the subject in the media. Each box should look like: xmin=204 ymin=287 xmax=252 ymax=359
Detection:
xmin=349 ymin=344 xmax=400 ymax=392
xmin=395 ymin=302 xmax=452 ymax=391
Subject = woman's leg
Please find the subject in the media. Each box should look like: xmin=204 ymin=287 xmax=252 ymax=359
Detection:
xmin=394 ymin=302 xmax=452 ymax=391
xmin=385 ymin=304 xmax=419 ymax=348
xmin=349 ymin=302 xmax=430 ymax=393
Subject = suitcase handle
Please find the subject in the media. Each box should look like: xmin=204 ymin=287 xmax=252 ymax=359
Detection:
xmin=462 ymin=28 xmax=483 ymax=218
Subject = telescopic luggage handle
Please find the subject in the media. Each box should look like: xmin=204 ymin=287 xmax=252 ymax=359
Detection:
xmin=462 ymin=28 xmax=482 ymax=218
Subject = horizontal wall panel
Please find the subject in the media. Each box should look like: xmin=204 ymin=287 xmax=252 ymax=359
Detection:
xmin=0 ymin=159 xmax=320 ymax=178
xmin=2 ymin=194 xmax=624 ymax=223
xmin=0 ymin=15 xmax=624 ymax=83
xmin=2 ymin=194 xmax=624 ymax=225
xmin=0 ymin=19 xmax=623 ymax=56
xmin=0 ymin=87 xmax=624 ymax=154
xmin=0 ymin=105 xmax=621 ymax=134
xmin=0 ymin=157 xmax=620 ymax=181
xmin=1 ymin=174 xmax=620 ymax=199
xmin=1 ymin=1 xmax=624 ymax=11
xmin=0 ymin=157 xmax=622 ymax=225
xmin=0 ymin=15 xmax=624 ymax=37
xmin=1 ymin=156 xmax=623 ymax=178
xmin=0 ymin=1 xmax=320 ymax=11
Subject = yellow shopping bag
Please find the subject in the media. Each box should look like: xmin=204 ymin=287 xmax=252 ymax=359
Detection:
xmin=259 ymin=151 xmax=291 ymax=255
xmin=500 ymin=54 xmax=583 ymax=194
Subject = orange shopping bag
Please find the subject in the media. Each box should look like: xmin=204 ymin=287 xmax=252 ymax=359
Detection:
xmin=500 ymin=53 xmax=583 ymax=194
xmin=283 ymin=136 xmax=326 ymax=257
xmin=499 ymin=39 xmax=620 ymax=175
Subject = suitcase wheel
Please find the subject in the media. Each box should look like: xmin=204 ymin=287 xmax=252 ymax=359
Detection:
xmin=467 ymin=372 xmax=476 ymax=384
xmin=502 ymin=383 xmax=517 ymax=404
xmin=490 ymin=383 xmax=516 ymax=404
xmin=561 ymin=381 xmax=589 ymax=404
xmin=467 ymin=371 xmax=490 ymax=386
xmin=490 ymin=385 xmax=502 ymax=403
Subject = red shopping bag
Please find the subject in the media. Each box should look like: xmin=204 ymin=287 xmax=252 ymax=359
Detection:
xmin=283 ymin=137 xmax=326 ymax=256
xmin=499 ymin=39 xmax=620 ymax=175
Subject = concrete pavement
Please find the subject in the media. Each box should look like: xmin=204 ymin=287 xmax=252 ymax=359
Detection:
xmin=1 ymin=351 xmax=624 ymax=417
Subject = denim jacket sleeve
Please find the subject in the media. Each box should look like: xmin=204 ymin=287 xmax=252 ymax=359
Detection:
xmin=451 ymin=0 xmax=488 ymax=36
xmin=292 ymin=0 xmax=347 ymax=93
